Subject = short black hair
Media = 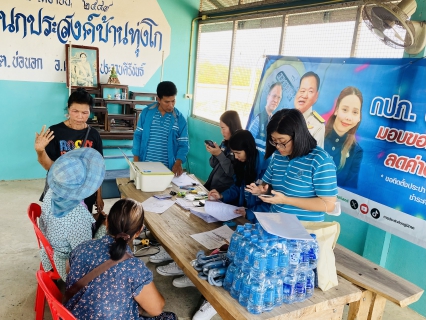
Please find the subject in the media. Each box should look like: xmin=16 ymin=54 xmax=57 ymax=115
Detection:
xmin=157 ymin=81 xmax=177 ymax=99
xmin=68 ymin=87 xmax=94 ymax=112
xmin=300 ymin=71 xmax=320 ymax=91
xmin=229 ymin=130 xmax=258 ymax=186
xmin=265 ymin=108 xmax=316 ymax=159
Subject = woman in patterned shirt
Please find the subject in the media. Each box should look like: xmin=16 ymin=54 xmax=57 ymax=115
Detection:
xmin=39 ymin=147 xmax=106 ymax=281
xmin=65 ymin=199 xmax=177 ymax=320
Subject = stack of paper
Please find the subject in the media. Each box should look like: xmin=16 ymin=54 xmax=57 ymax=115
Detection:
xmin=189 ymin=207 xmax=219 ymax=223
xmin=204 ymin=201 xmax=241 ymax=221
xmin=190 ymin=225 xmax=234 ymax=249
xmin=175 ymin=198 xmax=197 ymax=210
xmin=172 ymin=173 xmax=198 ymax=187
xmin=254 ymin=212 xmax=312 ymax=240
xmin=142 ymin=197 xmax=175 ymax=214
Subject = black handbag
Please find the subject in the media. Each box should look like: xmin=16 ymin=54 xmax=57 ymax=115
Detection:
xmin=39 ymin=126 xmax=91 ymax=201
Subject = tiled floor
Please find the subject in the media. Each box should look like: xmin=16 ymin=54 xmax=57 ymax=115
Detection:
xmin=0 ymin=179 xmax=424 ymax=320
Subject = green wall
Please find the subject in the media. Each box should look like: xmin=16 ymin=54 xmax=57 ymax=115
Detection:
xmin=0 ymin=0 xmax=199 ymax=181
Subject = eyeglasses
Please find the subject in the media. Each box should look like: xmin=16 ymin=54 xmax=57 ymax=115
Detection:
xmin=269 ymin=138 xmax=292 ymax=149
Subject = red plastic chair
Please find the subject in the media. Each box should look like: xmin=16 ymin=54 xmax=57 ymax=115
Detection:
xmin=36 ymin=270 xmax=76 ymax=320
xmin=28 ymin=203 xmax=61 ymax=320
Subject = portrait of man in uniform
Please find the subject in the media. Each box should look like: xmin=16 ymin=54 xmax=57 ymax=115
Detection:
xmin=294 ymin=71 xmax=325 ymax=147
xmin=248 ymin=82 xmax=283 ymax=151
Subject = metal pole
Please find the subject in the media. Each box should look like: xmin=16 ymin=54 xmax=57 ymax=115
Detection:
xmin=160 ymin=50 xmax=165 ymax=82
xmin=68 ymin=41 xmax=72 ymax=96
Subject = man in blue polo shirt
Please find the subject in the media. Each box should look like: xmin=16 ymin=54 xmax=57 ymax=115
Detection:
xmin=132 ymin=81 xmax=189 ymax=176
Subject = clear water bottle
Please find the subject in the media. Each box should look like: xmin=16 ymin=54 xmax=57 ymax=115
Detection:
xmin=226 ymin=225 xmax=245 ymax=261
xmin=288 ymin=240 xmax=301 ymax=270
xmin=251 ymin=229 xmax=260 ymax=238
xmin=251 ymin=241 xmax=268 ymax=279
xmin=244 ymin=222 xmax=253 ymax=230
xmin=263 ymin=273 xmax=276 ymax=312
xmin=299 ymin=240 xmax=311 ymax=271
xmin=230 ymin=267 xmax=245 ymax=299
xmin=223 ymin=262 xmax=237 ymax=292
xmin=305 ymin=269 xmax=315 ymax=298
xmin=266 ymin=240 xmax=279 ymax=274
xmin=255 ymin=222 xmax=265 ymax=239
xmin=295 ymin=271 xmax=307 ymax=302
xmin=242 ymin=235 xmax=259 ymax=273
xmin=238 ymin=273 xmax=253 ymax=307
xmin=309 ymin=234 xmax=319 ymax=269
xmin=282 ymin=270 xmax=297 ymax=304
xmin=234 ymin=230 xmax=252 ymax=267
xmin=247 ymin=282 xmax=265 ymax=314
xmin=277 ymin=238 xmax=289 ymax=275
xmin=274 ymin=272 xmax=283 ymax=306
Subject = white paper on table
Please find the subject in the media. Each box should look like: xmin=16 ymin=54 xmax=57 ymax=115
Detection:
xmin=189 ymin=207 xmax=219 ymax=223
xmin=142 ymin=197 xmax=175 ymax=214
xmin=190 ymin=225 xmax=234 ymax=250
xmin=172 ymin=173 xmax=198 ymax=187
xmin=175 ymin=198 xmax=197 ymax=210
xmin=204 ymin=201 xmax=241 ymax=221
xmin=254 ymin=212 xmax=313 ymax=240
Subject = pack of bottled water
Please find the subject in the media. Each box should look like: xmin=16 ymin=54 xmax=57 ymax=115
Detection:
xmin=223 ymin=223 xmax=319 ymax=314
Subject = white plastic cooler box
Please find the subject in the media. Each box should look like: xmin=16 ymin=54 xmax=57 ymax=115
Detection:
xmin=130 ymin=162 xmax=174 ymax=192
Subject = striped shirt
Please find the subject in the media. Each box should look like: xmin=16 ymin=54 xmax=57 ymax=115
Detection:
xmin=262 ymin=146 xmax=337 ymax=221
xmin=145 ymin=110 xmax=171 ymax=167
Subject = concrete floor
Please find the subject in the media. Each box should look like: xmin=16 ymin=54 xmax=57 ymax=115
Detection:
xmin=0 ymin=179 xmax=424 ymax=320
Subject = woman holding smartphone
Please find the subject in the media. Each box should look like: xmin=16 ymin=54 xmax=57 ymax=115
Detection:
xmin=246 ymin=109 xmax=338 ymax=222
xmin=208 ymin=130 xmax=270 ymax=221
xmin=204 ymin=110 xmax=242 ymax=193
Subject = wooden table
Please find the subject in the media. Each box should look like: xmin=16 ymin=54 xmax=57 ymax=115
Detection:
xmin=117 ymin=177 xmax=362 ymax=320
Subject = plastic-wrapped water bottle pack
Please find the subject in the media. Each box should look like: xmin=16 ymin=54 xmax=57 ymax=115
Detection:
xmin=223 ymin=223 xmax=319 ymax=314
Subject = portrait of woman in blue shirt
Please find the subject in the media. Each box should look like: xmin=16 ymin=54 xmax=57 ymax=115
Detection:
xmin=324 ymin=86 xmax=363 ymax=189
xmin=246 ymin=109 xmax=338 ymax=222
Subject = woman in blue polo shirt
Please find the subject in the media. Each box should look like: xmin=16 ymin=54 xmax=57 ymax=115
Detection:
xmin=246 ymin=108 xmax=338 ymax=222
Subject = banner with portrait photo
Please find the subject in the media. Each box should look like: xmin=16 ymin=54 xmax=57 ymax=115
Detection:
xmin=246 ymin=56 xmax=426 ymax=248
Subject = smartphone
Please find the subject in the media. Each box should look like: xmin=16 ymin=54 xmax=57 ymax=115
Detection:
xmin=259 ymin=194 xmax=274 ymax=198
xmin=258 ymin=184 xmax=273 ymax=197
xmin=204 ymin=140 xmax=215 ymax=148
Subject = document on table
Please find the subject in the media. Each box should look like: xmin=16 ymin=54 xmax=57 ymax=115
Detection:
xmin=142 ymin=197 xmax=175 ymax=214
xmin=204 ymin=201 xmax=241 ymax=221
xmin=190 ymin=225 xmax=234 ymax=250
xmin=254 ymin=212 xmax=312 ymax=240
xmin=172 ymin=173 xmax=198 ymax=187
xmin=175 ymin=198 xmax=197 ymax=210
xmin=189 ymin=207 xmax=219 ymax=223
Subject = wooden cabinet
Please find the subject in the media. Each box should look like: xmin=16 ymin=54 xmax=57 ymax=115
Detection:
xmin=73 ymin=86 xmax=156 ymax=140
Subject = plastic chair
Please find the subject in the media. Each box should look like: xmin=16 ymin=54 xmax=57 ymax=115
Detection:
xmin=36 ymin=270 xmax=76 ymax=320
xmin=28 ymin=203 xmax=61 ymax=320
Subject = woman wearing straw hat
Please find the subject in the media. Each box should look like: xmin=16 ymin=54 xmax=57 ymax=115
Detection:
xmin=39 ymin=147 xmax=106 ymax=281
xmin=65 ymin=198 xmax=177 ymax=320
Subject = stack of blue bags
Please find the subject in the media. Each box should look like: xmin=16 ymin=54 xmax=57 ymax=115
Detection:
xmin=223 ymin=223 xmax=319 ymax=314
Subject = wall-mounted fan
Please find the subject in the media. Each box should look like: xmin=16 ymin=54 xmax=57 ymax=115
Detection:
xmin=362 ymin=0 xmax=426 ymax=54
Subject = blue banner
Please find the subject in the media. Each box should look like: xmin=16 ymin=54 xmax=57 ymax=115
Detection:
xmin=247 ymin=56 xmax=426 ymax=247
